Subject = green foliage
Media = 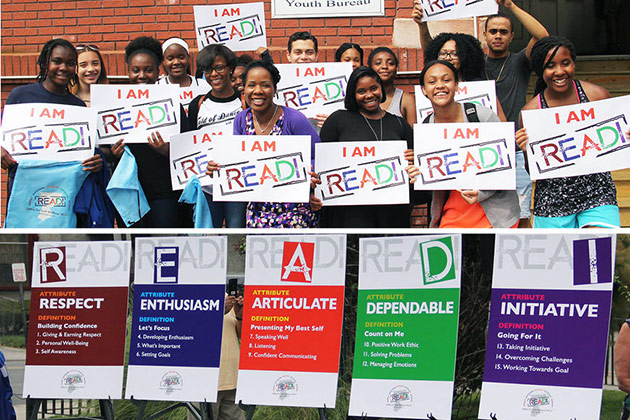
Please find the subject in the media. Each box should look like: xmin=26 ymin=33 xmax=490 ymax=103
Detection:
xmin=0 ymin=334 xmax=26 ymax=348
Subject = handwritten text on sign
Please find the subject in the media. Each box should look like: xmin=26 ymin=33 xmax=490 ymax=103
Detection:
xmin=194 ymin=3 xmax=267 ymax=52
xmin=414 ymin=122 xmax=516 ymax=190
xmin=275 ymin=63 xmax=352 ymax=119
xmin=415 ymin=81 xmax=498 ymax=122
xmin=90 ymin=85 xmax=181 ymax=144
xmin=521 ymin=95 xmax=630 ymax=180
xmin=1 ymin=103 xmax=96 ymax=162
xmin=315 ymin=141 xmax=410 ymax=205
xmin=169 ymin=121 xmax=232 ymax=191
xmin=212 ymin=135 xmax=312 ymax=203
xmin=420 ymin=0 xmax=498 ymax=21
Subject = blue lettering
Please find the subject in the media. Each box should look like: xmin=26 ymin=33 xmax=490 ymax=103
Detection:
xmin=558 ymin=137 xmax=579 ymax=161
xmin=118 ymin=111 xmax=133 ymax=131
xmin=444 ymin=152 xmax=461 ymax=175
xmin=297 ymin=88 xmax=311 ymax=107
xmin=242 ymin=165 xmax=258 ymax=187
xmin=342 ymin=169 xmax=359 ymax=191
xmin=28 ymin=129 xmax=43 ymax=150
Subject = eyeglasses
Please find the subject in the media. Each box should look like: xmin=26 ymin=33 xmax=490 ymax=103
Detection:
xmin=205 ymin=65 xmax=228 ymax=75
xmin=438 ymin=51 xmax=458 ymax=59
xmin=488 ymin=28 xmax=510 ymax=35
xmin=76 ymin=44 xmax=100 ymax=52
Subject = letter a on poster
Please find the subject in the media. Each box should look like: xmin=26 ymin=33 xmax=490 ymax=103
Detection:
xmin=236 ymin=235 xmax=346 ymax=408
xmin=478 ymin=234 xmax=615 ymax=419
xmin=23 ymin=240 xmax=131 ymax=399
xmin=125 ymin=237 xmax=227 ymax=402
xmin=349 ymin=235 xmax=461 ymax=419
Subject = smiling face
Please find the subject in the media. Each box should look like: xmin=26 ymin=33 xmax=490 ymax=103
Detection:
xmin=128 ymin=52 xmax=159 ymax=84
xmin=421 ymin=63 xmax=458 ymax=108
xmin=231 ymin=65 xmax=246 ymax=92
xmin=437 ymin=40 xmax=460 ymax=71
xmin=542 ymin=46 xmax=575 ymax=94
xmin=287 ymin=39 xmax=318 ymax=63
xmin=204 ymin=55 xmax=232 ymax=94
xmin=484 ymin=17 xmax=514 ymax=56
xmin=162 ymin=44 xmax=189 ymax=79
xmin=45 ymin=46 xmax=77 ymax=91
xmin=77 ymin=50 xmax=102 ymax=86
xmin=244 ymin=67 xmax=276 ymax=113
xmin=355 ymin=75 xmax=383 ymax=115
xmin=340 ymin=48 xmax=362 ymax=70
xmin=370 ymin=51 xmax=397 ymax=83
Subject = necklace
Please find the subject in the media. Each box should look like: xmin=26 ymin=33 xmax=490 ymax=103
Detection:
xmin=485 ymin=52 xmax=510 ymax=83
xmin=362 ymin=114 xmax=383 ymax=141
xmin=254 ymin=105 xmax=278 ymax=134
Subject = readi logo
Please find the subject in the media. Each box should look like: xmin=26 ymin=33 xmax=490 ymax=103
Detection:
xmin=40 ymin=247 xmax=67 ymax=283
xmin=386 ymin=385 xmax=413 ymax=411
xmin=154 ymin=247 xmax=179 ymax=284
xmin=573 ymin=237 xmax=613 ymax=286
xmin=159 ymin=371 xmax=184 ymax=394
xmin=418 ymin=237 xmax=456 ymax=285
xmin=281 ymin=242 xmax=314 ymax=283
xmin=61 ymin=370 xmax=86 ymax=392
xmin=272 ymin=375 xmax=298 ymax=399
xmin=28 ymin=186 xmax=69 ymax=220
xmin=523 ymin=389 xmax=553 ymax=416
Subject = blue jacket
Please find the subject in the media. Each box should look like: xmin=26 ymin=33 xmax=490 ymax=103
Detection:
xmin=74 ymin=148 xmax=116 ymax=228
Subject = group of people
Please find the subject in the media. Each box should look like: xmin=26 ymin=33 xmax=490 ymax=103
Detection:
xmin=1 ymin=0 xmax=623 ymax=229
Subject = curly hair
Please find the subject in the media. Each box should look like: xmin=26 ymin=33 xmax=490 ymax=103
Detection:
xmin=423 ymin=33 xmax=485 ymax=82
xmin=125 ymin=36 xmax=163 ymax=67
xmin=36 ymin=38 xmax=78 ymax=85
xmin=242 ymin=59 xmax=281 ymax=90
xmin=530 ymin=36 xmax=577 ymax=95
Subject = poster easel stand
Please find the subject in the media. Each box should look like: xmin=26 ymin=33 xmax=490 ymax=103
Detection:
xmin=238 ymin=400 xmax=256 ymax=420
xmin=490 ymin=412 xmax=498 ymax=420
xmin=318 ymin=404 xmax=328 ymax=420
xmin=27 ymin=397 xmax=114 ymax=420
xmin=427 ymin=413 xmax=437 ymax=419
xmin=131 ymin=398 xmax=210 ymax=420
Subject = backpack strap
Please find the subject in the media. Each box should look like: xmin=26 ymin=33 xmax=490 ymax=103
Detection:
xmin=463 ymin=102 xmax=480 ymax=123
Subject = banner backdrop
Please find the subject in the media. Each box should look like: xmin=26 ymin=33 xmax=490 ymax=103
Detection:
xmin=236 ymin=235 xmax=346 ymax=408
xmin=169 ymin=122 xmax=232 ymax=190
xmin=414 ymin=122 xmax=516 ymax=190
xmin=1 ymin=103 xmax=96 ymax=162
xmin=314 ymin=141 xmax=410 ymax=205
xmin=414 ymin=81 xmax=499 ymax=123
xmin=478 ymin=234 xmax=615 ymax=420
xmin=419 ymin=0 xmax=498 ymax=21
xmin=211 ymin=135 xmax=312 ymax=203
xmin=274 ymin=63 xmax=353 ymax=119
xmin=521 ymin=95 xmax=630 ymax=180
xmin=125 ymin=237 xmax=227 ymax=402
xmin=23 ymin=241 xmax=131 ymax=399
xmin=349 ymin=235 xmax=461 ymax=419
xmin=91 ymin=84 xmax=181 ymax=144
xmin=194 ymin=3 xmax=267 ymax=51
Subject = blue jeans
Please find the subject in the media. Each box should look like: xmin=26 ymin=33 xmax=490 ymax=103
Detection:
xmin=204 ymin=193 xmax=246 ymax=228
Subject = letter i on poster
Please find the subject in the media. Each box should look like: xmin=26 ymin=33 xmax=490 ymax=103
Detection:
xmin=349 ymin=235 xmax=461 ymax=419
xmin=236 ymin=235 xmax=346 ymax=408
xmin=23 ymin=241 xmax=131 ymax=399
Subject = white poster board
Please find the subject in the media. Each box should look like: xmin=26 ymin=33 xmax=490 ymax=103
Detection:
xmin=179 ymin=80 xmax=210 ymax=117
xmin=419 ymin=0 xmax=498 ymax=21
xmin=23 ymin=241 xmax=131 ymax=399
xmin=211 ymin=135 xmax=312 ymax=203
xmin=415 ymin=81 xmax=499 ymax=123
xmin=274 ymin=63 xmax=353 ymax=119
xmin=314 ymin=141 xmax=410 ymax=205
xmin=1 ymin=103 xmax=96 ymax=162
xmin=414 ymin=122 xmax=516 ymax=189
xmin=91 ymin=84 xmax=181 ymax=144
xmin=125 ymin=237 xmax=227 ymax=402
xmin=521 ymin=95 xmax=630 ymax=180
xmin=194 ymin=3 xmax=267 ymax=52
xmin=272 ymin=0 xmax=384 ymax=18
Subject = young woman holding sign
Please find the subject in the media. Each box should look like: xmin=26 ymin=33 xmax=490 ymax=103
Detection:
xmin=516 ymin=36 xmax=620 ymax=228
xmin=317 ymin=66 xmax=423 ymax=228
xmin=367 ymin=47 xmax=417 ymax=126
xmin=205 ymin=60 xmax=321 ymax=228
xmin=420 ymin=60 xmax=519 ymax=228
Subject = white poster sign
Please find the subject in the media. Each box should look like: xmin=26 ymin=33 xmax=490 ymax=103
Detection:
xmin=211 ymin=135 xmax=312 ymax=203
xmin=180 ymin=80 xmax=210 ymax=117
xmin=521 ymin=95 xmax=630 ymax=180
xmin=194 ymin=3 xmax=267 ymax=52
xmin=125 ymin=237 xmax=227 ymax=402
xmin=314 ymin=141 xmax=410 ymax=205
xmin=420 ymin=0 xmax=498 ymax=21
xmin=415 ymin=81 xmax=499 ymax=122
xmin=169 ymin=121 xmax=232 ymax=191
xmin=414 ymin=122 xmax=516 ymax=189
xmin=1 ymin=103 xmax=96 ymax=162
xmin=274 ymin=63 xmax=352 ymax=119
xmin=91 ymin=84 xmax=181 ymax=144
xmin=272 ymin=0 xmax=384 ymax=18
xmin=236 ymin=235 xmax=346 ymax=408
xmin=24 ymin=241 xmax=131 ymax=399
